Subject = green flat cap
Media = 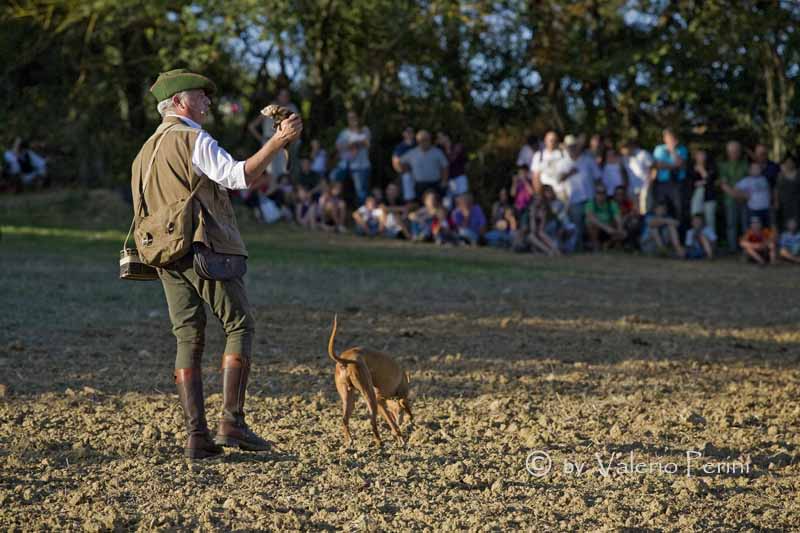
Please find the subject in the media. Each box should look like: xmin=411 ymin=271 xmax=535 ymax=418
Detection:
xmin=149 ymin=68 xmax=217 ymax=101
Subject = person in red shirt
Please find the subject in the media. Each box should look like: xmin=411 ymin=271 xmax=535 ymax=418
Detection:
xmin=740 ymin=216 xmax=776 ymax=265
xmin=613 ymin=185 xmax=642 ymax=250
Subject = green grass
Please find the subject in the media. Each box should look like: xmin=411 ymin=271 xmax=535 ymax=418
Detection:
xmin=0 ymin=189 xmax=579 ymax=279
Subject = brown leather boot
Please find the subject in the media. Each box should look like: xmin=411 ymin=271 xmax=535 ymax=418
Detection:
xmin=214 ymin=354 xmax=273 ymax=451
xmin=175 ymin=368 xmax=223 ymax=460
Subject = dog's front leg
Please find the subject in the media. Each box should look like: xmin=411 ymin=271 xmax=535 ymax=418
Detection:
xmin=377 ymin=399 xmax=405 ymax=445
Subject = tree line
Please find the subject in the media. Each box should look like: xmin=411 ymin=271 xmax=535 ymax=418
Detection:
xmin=2 ymin=0 xmax=798 ymax=204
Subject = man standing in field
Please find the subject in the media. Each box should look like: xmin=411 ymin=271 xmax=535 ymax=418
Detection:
xmin=131 ymin=69 xmax=302 ymax=459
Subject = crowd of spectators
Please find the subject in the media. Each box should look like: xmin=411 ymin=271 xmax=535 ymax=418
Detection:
xmin=242 ymin=99 xmax=799 ymax=266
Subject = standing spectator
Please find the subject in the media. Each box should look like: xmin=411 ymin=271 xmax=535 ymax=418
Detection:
xmin=408 ymin=190 xmax=452 ymax=244
xmin=739 ymin=216 xmax=776 ymax=265
xmin=310 ymin=139 xmax=328 ymax=176
xmin=588 ymin=134 xmax=606 ymax=167
xmin=400 ymin=130 xmax=449 ymax=201
xmin=621 ymin=138 xmax=654 ymax=214
xmin=451 ymin=193 xmax=487 ymax=246
xmin=684 ymin=214 xmax=717 ymax=260
xmin=530 ymin=130 xmax=567 ymax=196
xmin=332 ymin=110 xmax=371 ymax=204
xmin=688 ymin=148 xmax=718 ymax=234
xmin=751 ymin=143 xmax=781 ymax=189
xmin=721 ymin=163 xmax=771 ymax=227
xmin=516 ymin=135 xmax=538 ymax=169
xmin=601 ymin=147 xmax=627 ymax=198
xmin=778 ymin=218 xmax=800 ymax=264
xmin=485 ymin=188 xmax=517 ymax=248
xmin=652 ymin=128 xmax=689 ymax=227
xmin=558 ymin=135 xmax=601 ymax=251
xmin=436 ymin=131 xmax=469 ymax=209
xmin=391 ymin=127 xmax=417 ymax=203
xmin=640 ymin=203 xmax=685 ymax=257
xmin=248 ymin=88 xmax=300 ymax=179
xmin=584 ymin=184 xmax=626 ymax=252
xmin=718 ymin=141 xmax=749 ymax=252
xmin=775 ymin=156 xmax=800 ymax=230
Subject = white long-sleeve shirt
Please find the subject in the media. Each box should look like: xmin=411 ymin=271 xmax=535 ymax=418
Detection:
xmin=166 ymin=113 xmax=247 ymax=190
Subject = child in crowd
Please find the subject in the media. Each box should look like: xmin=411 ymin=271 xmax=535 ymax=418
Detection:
xmin=353 ymin=196 xmax=382 ymax=236
xmin=584 ymin=185 xmax=626 ymax=252
xmin=739 ymin=216 xmax=776 ymax=265
xmin=294 ymin=185 xmax=317 ymax=229
xmin=684 ymin=213 xmax=716 ymax=260
xmin=408 ymin=190 xmax=453 ymax=244
xmin=485 ymin=188 xmax=517 ymax=247
xmin=641 ymin=203 xmax=685 ymax=257
xmin=721 ymin=162 xmax=771 ymax=226
xmin=613 ymin=185 xmax=642 ymax=250
xmin=777 ymin=218 xmax=800 ymax=264
xmin=541 ymin=185 xmax=576 ymax=253
xmin=318 ymin=181 xmax=347 ymax=232
xmin=510 ymin=165 xmax=534 ymax=218
xmin=451 ymin=193 xmax=487 ymax=246
xmin=382 ymin=182 xmax=409 ymax=215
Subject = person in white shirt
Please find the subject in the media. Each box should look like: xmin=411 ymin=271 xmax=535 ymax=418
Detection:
xmin=556 ymin=135 xmax=601 ymax=251
xmin=530 ymin=130 xmax=567 ymax=196
xmin=721 ymin=162 xmax=772 ymax=227
xmin=332 ymin=110 xmax=372 ymax=204
xmin=601 ymin=147 xmax=626 ymax=197
xmin=516 ymin=135 xmax=538 ymax=169
xmin=621 ymin=139 xmax=654 ymax=214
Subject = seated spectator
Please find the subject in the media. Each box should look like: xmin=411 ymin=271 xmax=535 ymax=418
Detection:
xmin=353 ymin=196 xmax=383 ymax=237
xmin=371 ymin=187 xmax=384 ymax=204
xmin=514 ymin=195 xmax=560 ymax=256
xmin=778 ymin=218 xmax=800 ymax=264
xmin=613 ymin=185 xmax=642 ymax=250
xmin=451 ymin=193 xmax=487 ymax=246
xmin=4 ymin=138 xmax=47 ymax=190
xmin=297 ymin=157 xmax=323 ymax=199
xmin=740 ymin=216 xmax=776 ymax=265
xmin=585 ymin=185 xmax=626 ymax=252
xmin=485 ymin=188 xmax=517 ymax=248
xmin=684 ymin=214 xmax=716 ymax=260
xmin=601 ymin=147 xmax=627 ymax=197
xmin=408 ymin=190 xmax=453 ymax=244
xmin=641 ymin=203 xmax=685 ymax=257
xmin=318 ymin=181 xmax=347 ymax=232
xmin=382 ymin=182 xmax=409 ymax=215
xmin=541 ymin=185 xmax=577 ymax=253
xmin=721 ymin=162 xmax=771 ymax=227
xmin=510 ymin=165 xmax=535 ymax=223
xmin=294 ymin=185 xmax=318 ymax=229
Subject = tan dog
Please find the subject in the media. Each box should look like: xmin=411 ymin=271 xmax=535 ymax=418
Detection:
xmin=327 ymin=315 xmax=413 ymax=447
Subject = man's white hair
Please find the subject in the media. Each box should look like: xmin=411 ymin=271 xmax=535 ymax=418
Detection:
xmin=156 ymin=91 xmax=188 ymax=117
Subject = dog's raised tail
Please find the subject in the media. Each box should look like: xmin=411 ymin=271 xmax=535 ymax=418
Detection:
xmin=328 ymin=314 xmax=349 ymax=365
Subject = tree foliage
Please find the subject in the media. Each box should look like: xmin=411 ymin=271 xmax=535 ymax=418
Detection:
xmin=2 ymin=0 xmax=798 ymax=201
